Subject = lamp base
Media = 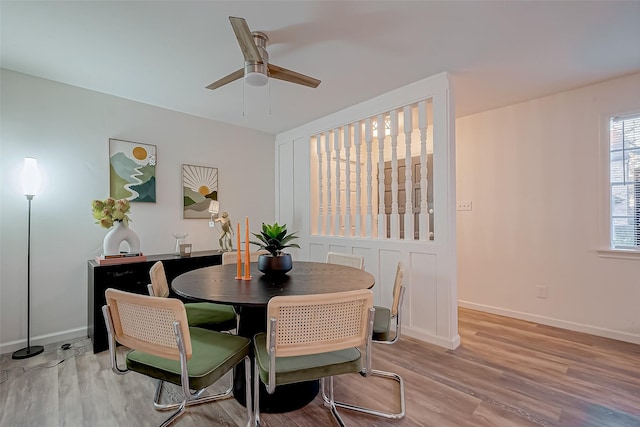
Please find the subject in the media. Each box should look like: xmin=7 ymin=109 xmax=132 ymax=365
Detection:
xmin=12 ymin=345 xmax=44 ymax=360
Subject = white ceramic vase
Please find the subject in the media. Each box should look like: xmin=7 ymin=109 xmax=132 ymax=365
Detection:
xmin=103 ymin=221 xmax=141 ymax=255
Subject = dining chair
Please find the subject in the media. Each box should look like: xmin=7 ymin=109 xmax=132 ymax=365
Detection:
xmin=148 ymin=261 xmax=237 ymax=332
xmin=148 ymin=261 xmax=237 ymax=403
xmin=102 ymin=288 xmax=252 ymax=427
xmin=221 ymin=250 xmax=269 ymax=265
xmin=327 ymin=261 xmax=406 ymax=419
xmin=252 ymin=289 xmax=375 ymax=426
xmin=325 ymin=252 xmax=365 ymax=270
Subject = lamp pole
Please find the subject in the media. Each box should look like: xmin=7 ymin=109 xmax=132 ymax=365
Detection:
xmin=12 ymin=159 xmax=44 ymax=359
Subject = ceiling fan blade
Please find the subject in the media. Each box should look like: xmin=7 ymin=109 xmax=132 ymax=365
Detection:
xmin=206 ymin=68 xmax=244 ymax=90
xmin=268 ymin=64 xmax=321 ymax=88
xmin=229 ymin=16 xmax=262 ymax=63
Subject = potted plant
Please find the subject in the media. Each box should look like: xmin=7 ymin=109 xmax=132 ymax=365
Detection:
xmin=251 ymin=222 xmax=300 ymax=275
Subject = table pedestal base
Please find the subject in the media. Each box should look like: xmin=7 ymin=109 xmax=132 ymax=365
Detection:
xmin=233 ymin=373 xmax=319 ymax=413
xmin=233 ymin=305 xmax=319 ymax=413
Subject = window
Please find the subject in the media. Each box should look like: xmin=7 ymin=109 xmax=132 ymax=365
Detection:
xmin=610 ymin=113 xmax=640 ymax=249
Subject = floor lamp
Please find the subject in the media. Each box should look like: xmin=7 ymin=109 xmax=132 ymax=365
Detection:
xmin=12 ymin=157 xmax=44 ymax=359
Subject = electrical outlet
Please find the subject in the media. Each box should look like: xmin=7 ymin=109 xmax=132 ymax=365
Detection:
xmin=536 ymin=285 xmax=548 ymax=299
xmin=209 ymin=221 xmax=215 ymax=228
xmin=457 ymin=201 xmax=472 ymax=211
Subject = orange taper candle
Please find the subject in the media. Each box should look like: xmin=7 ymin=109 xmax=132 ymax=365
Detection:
xmin=236 ymin=222 xmax=241 ymax=279
xmin=244 ymin=217 xmax=251 ymax=278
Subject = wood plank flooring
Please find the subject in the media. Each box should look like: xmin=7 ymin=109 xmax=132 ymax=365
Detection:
xmin=1 ymin=308 xmax=639 ymax=426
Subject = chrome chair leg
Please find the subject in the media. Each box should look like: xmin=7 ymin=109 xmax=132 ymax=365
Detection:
xmin=158 ymin=400 xmax=186 ymax=427
xmin=242 ymin=355 xmax=253 ymax=427
xmin=152 ymin=368 xmax=235 ymax=411
xmin=322 ymin=369 xmax=406 ymax=420
xmin=321 ymin=377 xmax=348 ymax=427
xmin=253 ymin=359 xmax=261 ymax=426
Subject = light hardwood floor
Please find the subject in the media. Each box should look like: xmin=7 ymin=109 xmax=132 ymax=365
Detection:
xmin=1 ymin=308 xmax=639 ymax=427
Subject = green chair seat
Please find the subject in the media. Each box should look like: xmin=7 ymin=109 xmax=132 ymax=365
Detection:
xmin=148 ymin=261 xmax=237 ymax=333
xmin=127 ymin=327 xmax=250 ymax=391
xmin=253 ymin=333 xmax=362 ymax=386
xmin=373 ymin=305 xmax=391 ymax=341
xmin=185 ymin=302 xmax=236 ymax=331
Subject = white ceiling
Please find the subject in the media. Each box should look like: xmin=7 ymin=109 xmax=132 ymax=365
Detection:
xmin=2 ymin=1 xmax=639 ymax=135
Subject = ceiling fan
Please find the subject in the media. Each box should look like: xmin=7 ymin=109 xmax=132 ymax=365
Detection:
xmin=206 ymin=16 xmax=321 ymax=91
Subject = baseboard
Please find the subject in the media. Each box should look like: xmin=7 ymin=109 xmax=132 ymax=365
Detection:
xmin=402 ymin=327 xmax=461 ymax=350
xmin=458 ymin=300 xmax=640 ymax=345
xmin=0 ymin=327 xmax=88 ymax=356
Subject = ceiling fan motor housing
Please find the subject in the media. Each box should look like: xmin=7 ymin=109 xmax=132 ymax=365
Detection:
xmin=244 ymin=32 xmax=269 ymax=86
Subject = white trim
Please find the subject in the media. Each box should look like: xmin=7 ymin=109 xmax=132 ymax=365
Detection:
xmin=402 ymin=327 xmax=460 ymax=350
xmin=599 ymin=108 xmax=640 ymax=252
xmin=0 ymin=327 xmax=87 ymax=355
xmin=458 ymin=300 xmax=640 ymax=345
xmin=597 ymin=111 xmax=611 ymax=250
xmin=597 ymin=248 xmax=640 ymax=260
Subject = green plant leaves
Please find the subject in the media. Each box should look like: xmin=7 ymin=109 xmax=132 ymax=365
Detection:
xmin=250 ymin=222 xmax=300 ymax=257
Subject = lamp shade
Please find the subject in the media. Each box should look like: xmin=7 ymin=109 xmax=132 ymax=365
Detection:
xmin=208 ymin=200 xmax=220 ymax=215
xmin=20 ymin=157 xmax=42 ymax=197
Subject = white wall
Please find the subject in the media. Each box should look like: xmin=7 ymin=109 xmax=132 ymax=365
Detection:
xmin=456 ymin=72 xmax=640 ymax=344
xmin=0 ymin=70 xmax=275 ymax=353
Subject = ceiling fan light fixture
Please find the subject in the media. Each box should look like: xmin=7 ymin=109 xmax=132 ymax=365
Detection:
xmin=245 ymin=71 xmax=269 ymax=87
xmin=206 ymin=17 xmax=320 ymax=91
xmin=244 ymin=57 xmax=269 ymax=87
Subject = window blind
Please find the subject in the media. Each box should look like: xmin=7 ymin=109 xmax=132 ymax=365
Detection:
xmin=610 ymin=113 xmax=640 ymax=249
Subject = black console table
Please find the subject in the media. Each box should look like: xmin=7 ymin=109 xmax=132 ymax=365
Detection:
xmin=88 ymin=250 xmax=222 ymax=353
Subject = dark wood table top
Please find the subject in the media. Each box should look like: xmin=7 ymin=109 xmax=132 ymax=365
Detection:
xmin=172 ymin=261 xmax=375 ymax=307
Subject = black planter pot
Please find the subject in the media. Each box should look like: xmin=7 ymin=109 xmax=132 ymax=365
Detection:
xmin=257 ymin=253 xmax=293 ymax=276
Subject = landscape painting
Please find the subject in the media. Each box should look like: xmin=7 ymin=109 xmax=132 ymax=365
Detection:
xmin=182 ymin=164 xmax=218 ymax=218
xmin=109 ymin=139 xmax=156 ymax=202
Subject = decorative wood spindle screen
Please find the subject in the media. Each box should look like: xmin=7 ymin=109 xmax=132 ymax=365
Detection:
xmin=311 ymin=100 xmax=434 ymax=240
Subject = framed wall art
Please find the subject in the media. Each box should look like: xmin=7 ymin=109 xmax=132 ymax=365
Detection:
xmin=182 ymin=164 xmax=218 ymax=218
xmin=109 ymin=138 xmax=157 ymax=202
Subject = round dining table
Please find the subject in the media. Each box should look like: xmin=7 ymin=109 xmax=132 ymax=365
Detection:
xmin=172 ymin=260 xmax=375 ymax=413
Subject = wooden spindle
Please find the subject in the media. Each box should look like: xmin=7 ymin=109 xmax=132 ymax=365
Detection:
xmin=377 ymin=114 xmax=386 ymax=239
xmin=365 ymin=118 xmax=374 ymax=238
xmin=418 ymin=100 xmax=429 ymax=240
xmin=325 ymin=130 xmax=333 ymax=235
xmin=334 ymin=127 xmax=342 ymax=236
xmin=403 ymin=105 xmax=414 ymax=240
xmin=316 ymin=135 xmax=324 ymax=235
xmin=343 ymin=124 xmax=352 ymax=237
xmin=354 ymin=122 xmax=363 ymax=237
xmin=390 ymin=109 xmax=400 ymax=240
